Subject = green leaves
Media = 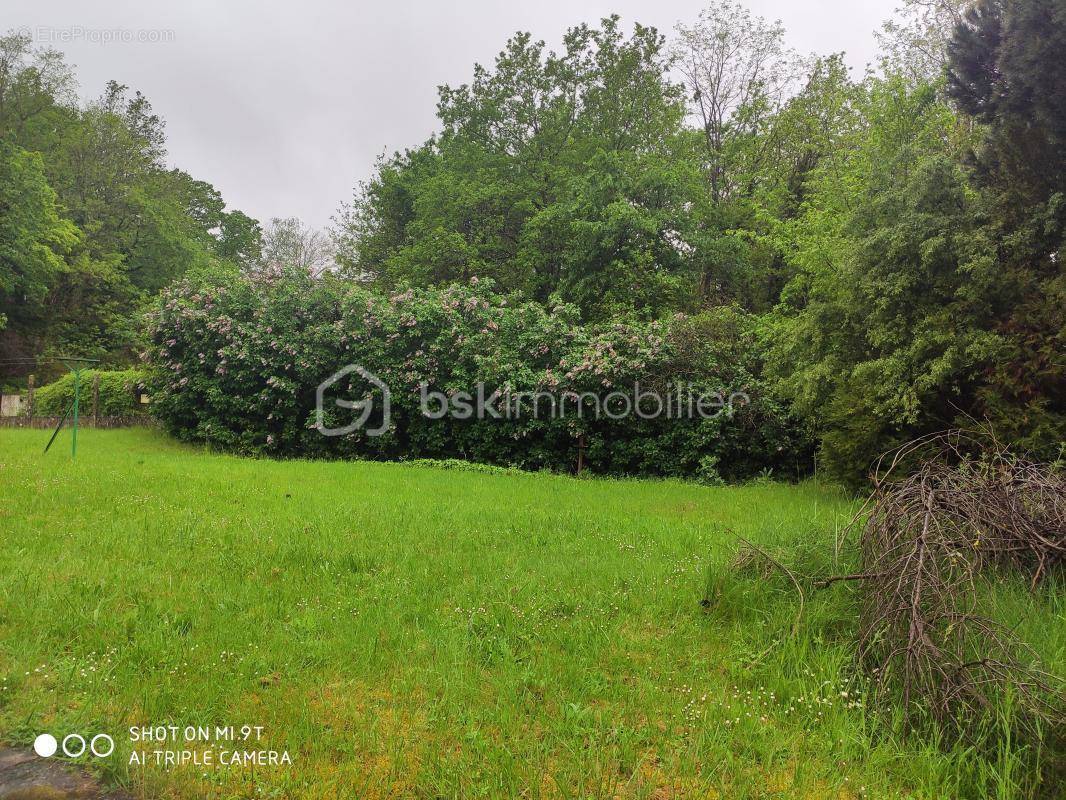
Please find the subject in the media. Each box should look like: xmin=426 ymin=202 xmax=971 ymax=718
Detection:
xmin=0 ymin=140 xmax=78 ymax=330
xmin=337 ymin=18 xmax=702 ymax=320
xmin=948 ymin=0 xmax=1066 ymax=204
xmin=0 ymin=37 xmax=260 ymax=368
xmin=766 ymin=80 xmax=993 ymax=482
xmin=146 ymin=271 xmax=807 ymax=480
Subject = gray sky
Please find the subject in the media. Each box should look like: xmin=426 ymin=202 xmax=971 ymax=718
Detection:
xmin=9 ymin=1 xmax=900 ymax=231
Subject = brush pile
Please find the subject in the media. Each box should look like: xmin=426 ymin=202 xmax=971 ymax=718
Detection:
xmin=852 ymin=431 xmax=1065 ymax=732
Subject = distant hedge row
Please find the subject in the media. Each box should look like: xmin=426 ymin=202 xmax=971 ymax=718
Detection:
xmin=33 ymin=369 xmax=147 ymax=417
xmin=145 ymin=270 xmax=810 ymax=481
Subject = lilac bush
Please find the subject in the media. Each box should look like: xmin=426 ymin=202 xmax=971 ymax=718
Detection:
xmin=146 ymin=268 xmax=808 ymax=480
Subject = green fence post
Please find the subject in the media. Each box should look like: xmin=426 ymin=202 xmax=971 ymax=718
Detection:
xmin=72 ymin=368 xmax=80 ymax=458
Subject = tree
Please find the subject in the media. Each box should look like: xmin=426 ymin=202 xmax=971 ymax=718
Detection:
xmin=947 ymin=0 xmax=1066 ymax=204
xmin=0 ymin=140 xmax=78 ymax=340
xmin=878 ymin=0 xmax=971 ymax=83
xmin=942 ymin=0 xmax=1066 ymax=458
xmin=0 ymin=30 xmax=75 ymax=139
xmin=218 ymin=210 xmax=263 ymax=269
xmin=0 ymin=34 xmax=261 ymax=373
xmin=769 ymin=56 xmax=1065 ymax=483
xmin=260 ymin=217 xmax=335 ymax=277
xmin=767 ymin=78 xmax=997 ymax=482
xmin=672 ymin=1 xmax=801 ymax=203
xmin=754 ymin=54 xmax=862 ymax=218
xmin=336 ymin=17 xmax=706 ymax=319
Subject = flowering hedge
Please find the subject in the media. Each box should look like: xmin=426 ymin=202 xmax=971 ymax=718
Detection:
xmin=145 ymin=269 xmax=808 ymax=481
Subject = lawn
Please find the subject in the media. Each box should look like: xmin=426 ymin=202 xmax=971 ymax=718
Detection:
xmin=0 ymin=428 xmax=1058 ymax=799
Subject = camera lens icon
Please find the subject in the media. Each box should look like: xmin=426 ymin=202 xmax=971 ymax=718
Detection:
xmin=33 ymin=732 xmax=114 ymax=758
xmin=33 ymin=734 xmax=57 ymax=758
xmin=89 ymin=734 xmax=115 ymax=757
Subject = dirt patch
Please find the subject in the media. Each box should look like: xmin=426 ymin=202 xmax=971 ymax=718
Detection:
xmin=0 ymin=748 xmax=131 ymax=800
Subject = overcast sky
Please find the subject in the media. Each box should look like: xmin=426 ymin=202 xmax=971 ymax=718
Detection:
xmin=8 ymin=0 xmax=901 ymax=231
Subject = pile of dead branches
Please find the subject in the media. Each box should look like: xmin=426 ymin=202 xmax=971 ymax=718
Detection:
xmin=851 ymin=431 xmax=1065 ymax=733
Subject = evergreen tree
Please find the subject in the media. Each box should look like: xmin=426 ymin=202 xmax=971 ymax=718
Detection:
xmin=948 ymin=0 xmax=1066 ymax=203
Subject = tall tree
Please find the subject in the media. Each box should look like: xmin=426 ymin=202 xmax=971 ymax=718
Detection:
xmin=0 ymin=140 xmax=78 ymax=351
xmin=878 ymin=0 xmax=970 ymax=83
xmin=767 ymin=78 xmax=998 ymax=481
xmin=672 ymin=1 xmax=801 ymax=203
xmin=943 ymin=0 xmax=1066 ymax=457
xmin=947 ymin=0 xmax=1066 ymax=203
xmin=336 ymin=17 xmax=708 ymax=319
xmin=0 ymin=31 xmax=262 ymax=371
xmin=0 ymin=31 xmax=75 ymax=139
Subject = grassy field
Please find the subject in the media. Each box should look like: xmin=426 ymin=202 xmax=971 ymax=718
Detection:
xmin=0 ymin=428 xmax=1060 ymax=799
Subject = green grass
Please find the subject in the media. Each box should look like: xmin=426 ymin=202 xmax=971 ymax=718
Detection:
xmin=0 ymin=428 xmax=1060 ymax=799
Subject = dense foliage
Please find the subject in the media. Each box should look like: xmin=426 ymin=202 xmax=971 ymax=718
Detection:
xmin=8 ymin=0 xmax=1064 ymax=485
xmin=333 ymin=16 xmax=798 ymax=321
xmin=326 ymin=2 xmax=1064 ymax=483
xmin=33 ymin=368 xmax=147 ymax=417
xmin=764 ymin=0 xmax=1065 ymax=482
xmin=0 ymin=32 xmax=259 ymax=375
xmin=0 ymin=139 xmax=78 ymax=338
xmin=146 ymin=269 xmax=806 ymax=480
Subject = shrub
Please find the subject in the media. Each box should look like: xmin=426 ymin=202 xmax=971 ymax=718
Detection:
xmin=33 ymin=369 xmax=147 ymax=417
xmin=145 ymin=269 xmax=810 ymax=480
